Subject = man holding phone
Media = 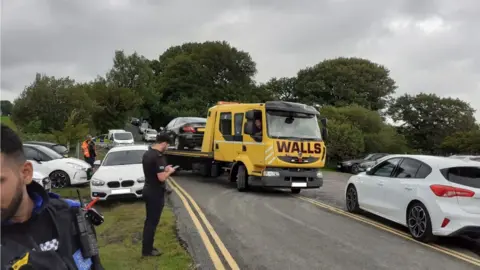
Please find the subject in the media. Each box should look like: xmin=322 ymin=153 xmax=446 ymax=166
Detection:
xmin=141 ymin=133 xmax=176 ymax=257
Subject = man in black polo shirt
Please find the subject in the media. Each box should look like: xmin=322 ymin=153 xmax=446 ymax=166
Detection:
xmin=141 ymin=133 xmax=176 ymax=257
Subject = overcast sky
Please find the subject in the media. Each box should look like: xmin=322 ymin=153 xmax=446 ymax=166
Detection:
xmin=2 ymin=0 xmax=479 ymax=119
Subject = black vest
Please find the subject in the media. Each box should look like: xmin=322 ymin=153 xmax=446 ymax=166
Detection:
xmin=1 ymin=197 xmax=103 ymax=270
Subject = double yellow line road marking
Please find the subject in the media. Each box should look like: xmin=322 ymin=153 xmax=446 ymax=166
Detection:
xmin=168 ymin=177 xmax=240 ymax=270
xmin=296 ymin=195 xmax=480 ymax=267
xmin=167 ymin=177 xmax=479 ymax=268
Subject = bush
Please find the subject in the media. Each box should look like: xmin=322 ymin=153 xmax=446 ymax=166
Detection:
xmin=20 ymin=133 xmax=57 ymax=143
xmin=325 ymin=119 xmax=365 ymax=164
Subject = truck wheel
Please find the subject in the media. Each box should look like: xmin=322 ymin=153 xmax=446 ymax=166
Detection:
xmin=291 ymin=188 xmax=301 ymax=194
xmin=236 ymin=165 xmax=248 ymax=192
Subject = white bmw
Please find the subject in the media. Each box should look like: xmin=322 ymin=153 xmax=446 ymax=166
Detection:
xmin=345 ymin=154 xmax=480 ymax=242
xmin=90 ymin=145 xmax=148 ymax=200
xmin=24 ymin=143 xmax=93 ymax=188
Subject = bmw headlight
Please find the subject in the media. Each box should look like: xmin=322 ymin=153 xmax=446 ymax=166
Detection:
xmin=91 ymin=178 xmax=105 ymax=186
xmin=316 ymin=171 xmax=323 ymax=178
xmin=67 ymin=162 xmax=87 ymax=171
xmin=263 ymin=170 xmax=280 ymax=177
xmin=137 ymin=176 xmax=145 ymax=183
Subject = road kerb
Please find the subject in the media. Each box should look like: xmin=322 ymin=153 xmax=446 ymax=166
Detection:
xmin=168 ymin=182 xmax=226 ymax=270
xmin=170 ymin=177 xmax=240 ymax=270
xmin=295 ymin=195 xmax=480 ymax=267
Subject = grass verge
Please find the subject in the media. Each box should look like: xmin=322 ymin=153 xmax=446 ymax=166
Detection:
xmin=53 ymin=187 xmax=193 ymax=270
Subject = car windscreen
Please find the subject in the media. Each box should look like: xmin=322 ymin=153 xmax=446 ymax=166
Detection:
xmin=52 ymin=144 xmax=68 ymax=154
xmin=102 ymin=150 xmax=146 ymax=166
xmin=266 ymin=110 xmax=321 ymax=140
xmin=34 ymin=145 xmax=63 ymax=160
xmin=440 ymin=166 xmax=480 ymax=189
xmin=113 ymin=132 xmax=133 ymax=140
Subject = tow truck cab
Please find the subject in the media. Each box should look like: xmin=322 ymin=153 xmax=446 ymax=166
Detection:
xmin=165 ymin=101 xmax=328 ymax=193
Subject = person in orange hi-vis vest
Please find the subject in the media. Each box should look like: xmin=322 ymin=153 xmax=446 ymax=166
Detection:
xmin=82 ymin=135 xmax=96 ymax=167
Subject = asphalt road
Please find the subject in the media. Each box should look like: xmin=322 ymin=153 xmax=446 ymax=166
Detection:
xmin=168 ymin=171 xmax=480 ymax=270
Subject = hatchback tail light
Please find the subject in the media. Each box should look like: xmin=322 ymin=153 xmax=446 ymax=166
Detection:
xmin=182 ymin=126 xmax=195 ymax=133
xmin=429 ymin=184 xmax=475 ymax=198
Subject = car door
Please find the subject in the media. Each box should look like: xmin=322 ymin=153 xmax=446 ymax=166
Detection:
xmin=358 ymin=157 xmax=402 ymax=214
xmin=383 ymin=158 xmax=425 ymax=223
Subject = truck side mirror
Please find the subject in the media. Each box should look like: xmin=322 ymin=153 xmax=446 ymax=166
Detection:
xmin=244 ymin=121 xmax=254 ymax=135
xmin=245 ymin=111 xmax=255 ymax=120
xmin=321 ymin=127 xmax=328 ymax=141
xmin=320 ymin=117 xmax=328 ymax=127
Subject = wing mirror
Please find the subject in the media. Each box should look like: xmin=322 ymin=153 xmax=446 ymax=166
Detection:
xmin=93 ymin=160 xmax=102 ymax=166
xmin=33 ymin=158 xmax=42 ymax=164
xmin=158 ymin=127 xmax=165 ymax=132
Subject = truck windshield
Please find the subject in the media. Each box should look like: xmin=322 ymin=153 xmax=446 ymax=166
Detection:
xmin=266 ymin=110 xmax=321 ymax=140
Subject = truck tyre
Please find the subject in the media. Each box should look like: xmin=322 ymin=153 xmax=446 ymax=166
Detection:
xmin=291 ymin=188 xmax=301 ymax=194
xmin=236 ymin=165 xmax=248 ymax=192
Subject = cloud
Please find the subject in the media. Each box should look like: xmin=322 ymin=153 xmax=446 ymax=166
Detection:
xmin=1 ymin=0 xmax=479 ymax=119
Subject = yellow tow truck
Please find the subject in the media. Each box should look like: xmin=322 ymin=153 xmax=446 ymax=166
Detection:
xmin=164 ymin=101 xmax=328 ymax=193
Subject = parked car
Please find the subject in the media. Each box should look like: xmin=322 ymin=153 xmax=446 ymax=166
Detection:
xmin=143 ymin=128 xmax=158 ymax=142
xmin=139 ymin=121 xmax=150 ymax=134
xmin=449 ymin=155 xmax=480 ymax=163
xmin=32 ymin=170 xmax=52 ymax=192
xmin=23 ymin=143 xmax=93 ymax=188
xmin=109 ymin=131 xmax=135 ymax=148
xmin=161 ymin=117 xmax=207 ymax=150
xmin=25 ymin=141 xmax=69 ymax=157
xmin=92 ymin=133 xmax=111 ymax=148
xmin=130 ymin=117 xmax=140 ymax=126
xmin=345 ymin=155 xmax=480 ymax=242
xmin=90 ymin=145 xmax=148 ymax=200
xmin=337 ymin=153 xmax=389 ymax=174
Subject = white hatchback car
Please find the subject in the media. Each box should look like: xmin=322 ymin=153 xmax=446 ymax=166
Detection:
xmin=143 ymin=129 xmax=158 ymax=142
xmin=345 ymin=155 xmax=480 ymax=242
xmin=24 ymin=144 xmax=93 ymax=188
xmin=90 ymin=145 xmax=148 ymax=200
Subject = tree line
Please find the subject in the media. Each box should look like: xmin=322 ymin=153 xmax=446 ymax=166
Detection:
xmin=1 ymin=40 xmax=478 ymax=162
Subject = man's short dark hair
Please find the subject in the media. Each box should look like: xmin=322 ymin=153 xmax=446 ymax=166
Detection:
xmin=155 ymin=133 xmax=170 ymax=144
xmin=1 ymin=124 xmax=26 ymax=163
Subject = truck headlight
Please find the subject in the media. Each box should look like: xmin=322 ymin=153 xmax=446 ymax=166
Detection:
xmin=137 ymin=176 xmax=145 ymax=183
xmin=91 ymin=179 xmax=105 ymax=186
xmin=316 ymin=171 xmax=323 ymax=178
xmin=263 ymin=170 xmax=280 ymax=177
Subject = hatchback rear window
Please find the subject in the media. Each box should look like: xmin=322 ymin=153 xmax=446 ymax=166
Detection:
xmin=440 ymin=167 xmax=480 ymax=189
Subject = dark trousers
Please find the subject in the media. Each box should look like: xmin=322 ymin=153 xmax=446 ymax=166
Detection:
xmin=142 ymin=189 xmax=165 ymax=254
xmin=84 ymin=156 xmax=94 ymax=167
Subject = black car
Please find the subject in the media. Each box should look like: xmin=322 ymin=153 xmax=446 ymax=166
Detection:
xmin=130 ymin=117 xmax=140 ymax=126
xmin=337 ymin=153 xmax=388 ymax=174
xmin=25 ymin=141 xmax=69 ymax=157
xmin=161 ymin=117 xmax=207 ymax=150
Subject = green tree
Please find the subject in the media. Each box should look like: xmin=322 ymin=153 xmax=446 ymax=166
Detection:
xmin=440 ymin=128 xmax=480 ymax=154
xmin=296 ymin=57 xmax=397 ymax=110
xmin=388 ymin=93 xmax=477 ymax=154
xmin=325 ymin=119 xmax=365 ymax=163
xmin=12 ymin=73 xmax=95 ymax=132
xmin=154 ymin=41 xmax=265 ymax=127
xmin=321 ymin=104 xmax=408 ymax=155
xmin=88 ymin=79 xmax=142 ymax=133
xmin=258 ymin=77 xmax=297 ymax=101
xmin=52 ymin=109 xmax=89 ymax=148
xmin=0 ymin=100 xmax=13 ymax=115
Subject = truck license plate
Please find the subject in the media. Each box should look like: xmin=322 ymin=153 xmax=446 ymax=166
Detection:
xmin=292 ymin=182 xmax=307 ymax=187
